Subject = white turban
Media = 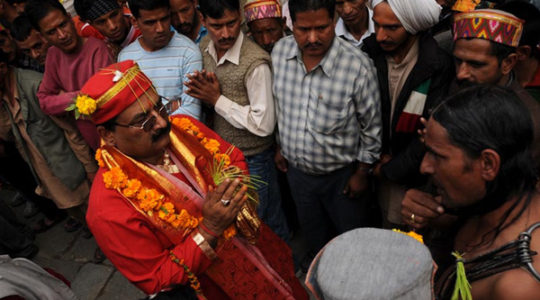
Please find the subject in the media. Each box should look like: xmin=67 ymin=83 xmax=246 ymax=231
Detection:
xmin=367 ymin=0 xmax=442 ymax=34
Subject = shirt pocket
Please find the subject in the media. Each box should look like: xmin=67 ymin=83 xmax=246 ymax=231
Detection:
xmin=307 ymin=91 xmax=352 ymax=134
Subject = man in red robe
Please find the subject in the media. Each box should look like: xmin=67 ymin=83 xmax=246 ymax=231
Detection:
xmin=82 ymin=60 xmax=307 ymax=299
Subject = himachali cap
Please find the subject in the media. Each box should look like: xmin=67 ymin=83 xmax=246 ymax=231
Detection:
xmin=79 ymin=60 xmax=154 ymax=124
xmin=306 ymin=228 xmax=435 ymax=300
xmin=453 ymin=9 xmax=524 ymax=48
xmin=244 ymin=0 xmax=282 ymax=23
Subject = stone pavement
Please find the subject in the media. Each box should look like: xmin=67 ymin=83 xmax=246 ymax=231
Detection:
xmin=2 ymin=188 xmax=315 ymax=300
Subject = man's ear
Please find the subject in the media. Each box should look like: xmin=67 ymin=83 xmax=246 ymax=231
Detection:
xmin=500 ymin=53 xmax=518 ymax=76
xmin=479 ymin=149 xmax=500 ymax=182
xmin=97 ymin=125 xmax=116 ymax=146
xmin=516 ymin=45 xmax=532 ymax=61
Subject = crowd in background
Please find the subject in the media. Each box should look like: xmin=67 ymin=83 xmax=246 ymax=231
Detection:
xmin=0 ymin=0 xmax=540 ymax=298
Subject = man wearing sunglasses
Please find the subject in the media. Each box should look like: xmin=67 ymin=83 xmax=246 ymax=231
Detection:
xmin=84 ymin=60 xmax=307 ymax=299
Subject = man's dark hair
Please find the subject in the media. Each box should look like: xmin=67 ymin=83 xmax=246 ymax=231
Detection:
xmin=498 ymin=1 xmax=540 ymax=59
xmin=74 ymin=0 xmax=120 ymax=22
xmin=488 ymin=40 xmax=516 ymax=64
xmin=432 ymin=85 xmax=537 ymax=241
xmin=0 ymin=50 xmax=9 ymax=64
xmin=198 ymin=0 xmax=239 ymax=19
xmin=24 ymin=0 xmax=68 ymax=31
xmin=288 ymin=0 xmax=335 ymax=22
xmin=99 ymin=117 xmax=117 ymax=132
xmin=127 ymin=0 xmax=169 ymax=19
xmin=5 ymin=0 xmax=26 ymax=4
xmin=10 ymin=15 xmax=34 ymax=42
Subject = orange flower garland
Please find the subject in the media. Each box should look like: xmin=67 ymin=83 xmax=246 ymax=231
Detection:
xmin=97 ymin=153 xmax=200 ymax=235
xmin=170 ymin=251 xmax=205 ymax=299
xmin=172 ymin=117 xmax=230 ymax=167
xmin=392 ymin=229 xmax=424 ymax=244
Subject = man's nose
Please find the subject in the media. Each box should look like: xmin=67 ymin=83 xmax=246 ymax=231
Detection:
xmin=455 ymin=62 xmax=470 ymax=81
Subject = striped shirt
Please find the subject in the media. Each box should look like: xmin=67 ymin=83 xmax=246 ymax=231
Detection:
xmin=272 ymin=35 xmax=382 ymax=174
xmin=118 ymin=31 xmax=203 ymax=119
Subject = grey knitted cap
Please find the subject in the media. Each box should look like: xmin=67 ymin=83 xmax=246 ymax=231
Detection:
xmin=306 ymin=228 xmax=435 ymax=300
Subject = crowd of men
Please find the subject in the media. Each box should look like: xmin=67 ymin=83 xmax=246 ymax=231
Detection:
xmin=0 ymin=0 xmax=539 ymax=298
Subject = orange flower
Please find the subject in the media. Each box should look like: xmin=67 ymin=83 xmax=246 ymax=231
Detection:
xmin=95 ymin=149 xmax=105 ymax=168
xmin=123 ymin=179 xmax=142 ymax=198
xmin=173 ymin=117 xmax=193 ymax=131
xmin=214 ymin=153 xmax=231 ymax=167
xmin=103 ymin=167 xmax=128 ymax=189
xmin=223 ymin=226 xmax=237 ymax=240
xmin=201 ymin=138 xmax=220 ymax=154
xmin=158 ymin=202 xmax=176 ymax=220
xmin=137 ymin=188 xmax=162 ymax=211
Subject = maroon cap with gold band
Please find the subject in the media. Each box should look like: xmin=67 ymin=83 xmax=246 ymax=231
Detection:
xmin=69 ymin=60 xmax=154 ymax=124
xmin=453 ymin=9 xmax=524 ymax=48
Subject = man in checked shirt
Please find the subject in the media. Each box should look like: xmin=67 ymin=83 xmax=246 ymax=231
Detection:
xmin=272 ymin=0 xmax=382 ymax=263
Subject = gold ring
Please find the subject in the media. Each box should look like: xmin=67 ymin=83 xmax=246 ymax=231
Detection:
xmin=410 ymin=213 xmax=415 ymax=223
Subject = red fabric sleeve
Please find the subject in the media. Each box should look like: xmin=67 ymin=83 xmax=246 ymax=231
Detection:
xmin=87 ymin=169 xmax=213 ymax=295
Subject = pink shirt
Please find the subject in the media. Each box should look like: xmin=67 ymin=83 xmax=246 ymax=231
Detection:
xmin=38 ymin=37 xmax=113 ymax=150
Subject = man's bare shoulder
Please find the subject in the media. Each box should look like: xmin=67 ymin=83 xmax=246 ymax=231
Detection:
xmin=491 ymin=267 xmax=540 ymax=300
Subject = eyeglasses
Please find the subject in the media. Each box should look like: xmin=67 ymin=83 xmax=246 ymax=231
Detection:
xmin=114 ymin=96 xmax=172 ymax=132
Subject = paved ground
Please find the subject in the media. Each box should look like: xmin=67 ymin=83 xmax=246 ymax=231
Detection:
xmin=1 ymin=188 xmax=313 ymax=300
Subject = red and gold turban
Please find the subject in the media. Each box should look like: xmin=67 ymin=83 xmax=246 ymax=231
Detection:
xmin=244 ymin=0 xmax=282 ymax=23
xmin=453 ymin=9 xmax=524 ymax=48
xmin=72 ymin=60 xmax=154 ymax=124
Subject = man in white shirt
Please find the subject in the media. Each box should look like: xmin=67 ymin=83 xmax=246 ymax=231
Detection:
xmin=335 ymin=0 xmax=374 ymax=47
xmin=185 ymin=0 xmax=289 ymax=241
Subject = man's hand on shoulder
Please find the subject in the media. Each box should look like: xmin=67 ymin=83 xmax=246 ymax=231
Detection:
xmin=185 ymin=70 xmax=221 ymax=106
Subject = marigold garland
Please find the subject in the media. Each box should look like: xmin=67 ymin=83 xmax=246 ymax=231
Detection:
xmin=169 ymin=251 xmax=206 ymax=299
xmin=98 ymin=161 xmax=199 ymax=234
xmin=172 ymin=117 xmax=230 ymax=168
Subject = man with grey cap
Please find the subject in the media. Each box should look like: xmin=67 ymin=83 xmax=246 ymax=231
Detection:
xmin=362 ymin=0 xmax=454 ymax=228
xmin=306 ymin=228 xmax=435 ymax=299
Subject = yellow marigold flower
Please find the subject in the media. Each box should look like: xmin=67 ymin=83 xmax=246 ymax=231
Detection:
xmin=123 ymin=179 xmax=142 ymax=198
xmin=103 ymin=167 xmax=128 ymax=189
xmin=95 ymin=149 xmax=105 ymax=168
xmin=75 ymin=94 xmax=97 ymax=115
xmin=392 ymin=229 xmax=424 ymax=244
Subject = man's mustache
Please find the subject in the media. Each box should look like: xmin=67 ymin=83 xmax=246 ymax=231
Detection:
xmin=218 ymin=37 xmax=236 ymax=44
xmin=304 ymin=42 xmax=322 ymax=49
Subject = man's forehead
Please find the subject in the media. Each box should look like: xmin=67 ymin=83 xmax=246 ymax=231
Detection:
xmin=138 ymin=7 xmax=170 ymax=21
xmin=453 ymin=38 xmax=492 ymax=56
xmin=205 ymin=9 xmax=239 ymax=24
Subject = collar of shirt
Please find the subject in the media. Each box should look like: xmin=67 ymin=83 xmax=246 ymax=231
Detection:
xmin=205 ymin=31 xmax=244 ymax=66
xmin=119 ymin=25 xmax=140 ymax=48
xmin=195 ymin=25 xmax=208 ymax=44
xmin=335 ymin=8 xmax=374 ymax=47
xmin=286 ymin=36 xmax=340 ymax=78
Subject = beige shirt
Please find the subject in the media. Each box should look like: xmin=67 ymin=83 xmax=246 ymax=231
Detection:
xmin=204 ymin=32 xmax=275 ymax=137
xmin=387 ymin=39 xmax=420 ymax=122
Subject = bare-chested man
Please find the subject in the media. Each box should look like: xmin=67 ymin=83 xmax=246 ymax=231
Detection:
xmin=402 ymin=85 xmax=540 ymax=299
